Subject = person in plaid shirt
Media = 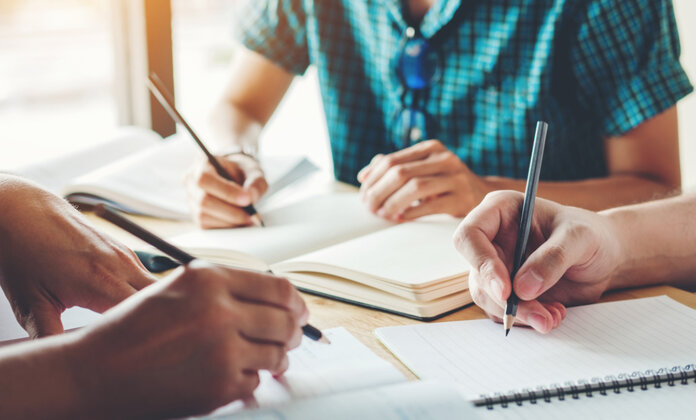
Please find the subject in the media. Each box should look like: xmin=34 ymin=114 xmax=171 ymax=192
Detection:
xmin=186 ymin=0 xmax=693 ymax=229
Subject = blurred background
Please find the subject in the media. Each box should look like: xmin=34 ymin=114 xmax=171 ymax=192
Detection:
xmin=0 ymin=0 xmax=694 ymax=186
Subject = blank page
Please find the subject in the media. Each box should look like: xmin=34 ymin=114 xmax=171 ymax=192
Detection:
xmin=224 ymin=381 xmax=479 ymax=420
xmin=376 ymin=296 xmax=696 ymax=399
xmin=206 ymin=327 xmax=405 ymax=417
xmin=274 ymin=217 xmax=469 ymax=287
xmin=171 ymin=193 xmax=392 ymax=265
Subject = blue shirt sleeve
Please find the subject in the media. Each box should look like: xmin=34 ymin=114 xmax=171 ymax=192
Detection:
xmin=570 ymin=0 xmax=693 ymax=137
xmin=235 ymin=0 xmax=310 ymax=75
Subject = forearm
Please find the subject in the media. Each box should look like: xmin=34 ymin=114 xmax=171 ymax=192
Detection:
xmin=209 ymin=102 xmax=264 ymax=155
xmin=601 ymin=194 xmax=696 ymax=292
xmin=209 ymin=47 xmax=294 ymax=155
xmin=482 ymin=174 xmax=677 ymax=211
xmin=0 ymin=335 xmax=83 ymax=419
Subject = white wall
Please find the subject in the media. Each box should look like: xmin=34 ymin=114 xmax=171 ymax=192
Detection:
xmin=674 ymin=0 xmax=696 ymax=189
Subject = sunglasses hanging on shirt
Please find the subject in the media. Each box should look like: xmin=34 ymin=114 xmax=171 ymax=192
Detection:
xmin=392 ymin=26 xmax=441 ymax=150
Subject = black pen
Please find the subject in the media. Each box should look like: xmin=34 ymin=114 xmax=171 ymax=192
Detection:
xmin=504 ymin=121 xmax=548 ymax=336
xmin=94 ymin=203 xmax=329 ymax=344
xmin=146 ymin=73 xmax=264 ymax=227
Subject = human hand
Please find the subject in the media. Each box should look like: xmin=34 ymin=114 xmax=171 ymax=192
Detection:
xmin=0 ymin=179 xmax=155 ymax=338
xmin=357 ymin=140 xmax=488 ymax=221
xmin=68 ymin=261 xmax=309 ymax=418
xmin=453 ymin=191 xmax=622 ymax=333
xmin=185 ymin=153 xmax=268 ymax=229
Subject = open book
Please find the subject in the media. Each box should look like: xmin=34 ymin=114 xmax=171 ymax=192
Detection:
xmin=12 ymin=127 xmax=318 ymax=220
xmin=202 ymin=327 xmax=478 ymax=420
xmin=170 ymin=192 xmax=472 ymax=320
xmin=375 ymin=296 xmax=696 ymax=419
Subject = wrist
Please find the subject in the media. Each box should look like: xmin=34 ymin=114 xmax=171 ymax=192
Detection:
xmin=599 ymin=207 xmax=637 ymax=291
xmin=220 ymin=145 xmax=259 ymax=161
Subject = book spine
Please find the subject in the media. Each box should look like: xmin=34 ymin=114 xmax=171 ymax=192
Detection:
xmin=473 ymin=363 xmax=696 ymax=409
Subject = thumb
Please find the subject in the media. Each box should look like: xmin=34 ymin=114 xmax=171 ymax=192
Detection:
xmin=22 ymin=303 xmax=65 ymax=339
xmin=243 ymin=171 xmax=268 ymax=203
xmin=514 ymin=227 xmax=592 ymax=300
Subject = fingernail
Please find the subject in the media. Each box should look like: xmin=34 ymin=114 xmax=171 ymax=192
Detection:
xmin=528 ymin=313 xmax=548 ymax=332
xmin=516 ymin=270 xmax=544 ymax=299
xmin=490 ymin=278 xmax=505 ymax=301
xmin=377 ymin=209 xmax=386 ymax=218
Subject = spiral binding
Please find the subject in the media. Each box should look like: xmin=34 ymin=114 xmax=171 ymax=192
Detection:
xmin=473 ymin=364 xmax=696 ymax=409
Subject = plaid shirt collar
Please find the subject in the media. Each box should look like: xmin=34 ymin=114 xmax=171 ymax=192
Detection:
xmin=382 ymin=0 xmax=463 ymax=38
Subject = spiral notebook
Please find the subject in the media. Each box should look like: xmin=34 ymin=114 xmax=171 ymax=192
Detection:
xmin=375 ymin=296 xmax=696 ymax=419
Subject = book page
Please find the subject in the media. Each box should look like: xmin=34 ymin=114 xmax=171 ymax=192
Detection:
xmin=204 ymin=327 xmax=406 ymax=417
xmin=8 ymin=127 xmax=161 ymax=193
xmin=223 ymin=381 xmax=479 ymax=420
xmin=171 ymin=193 xmax=392 ymax=266
xmin=273 ymin=217 xmax=470 ymax=292
xmin=376 ymin=296 xmax=696 ymax=399
xmin=63 ymin=136 xmax=194 ymax=219
xmin=62 ymin=135 xmax=319 ymax=220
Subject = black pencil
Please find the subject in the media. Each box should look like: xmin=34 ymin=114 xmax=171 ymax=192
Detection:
xmin=94 ymin=203 xmax=329 ymax=344
xmin=146 ymin=73 xmax=264 ymax=227
xmin=504 ymin=121 xmax=548 ymax=336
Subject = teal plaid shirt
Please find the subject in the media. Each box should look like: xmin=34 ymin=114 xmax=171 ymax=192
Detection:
xmin=238 ymin=0 xmax=692 ymax=184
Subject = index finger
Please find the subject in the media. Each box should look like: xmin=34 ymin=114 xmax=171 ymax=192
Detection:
xmin=453 ymin=192 xmax=525 ymax=300
xmin=207 ymin=263 xmax=308 ymax=321
xmin=361 ymin=141 xmax=442 ymax=191
xmin=236 ymin=158 xmax=268 ymax=203
xmin=196 ymin=161 xmax=252 ymax=207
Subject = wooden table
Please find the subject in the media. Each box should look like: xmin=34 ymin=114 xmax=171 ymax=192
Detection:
xmin=86 ymin=213 xmax=696 ymax=380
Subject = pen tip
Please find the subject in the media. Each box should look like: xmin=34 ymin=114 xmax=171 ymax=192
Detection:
xmin=505 ymin=329 xmax=510 ymax=337
xmin=251 ymin=214 xmax=265 ymax=227
xmin=318 ymin=335 xmax=331 ymax=345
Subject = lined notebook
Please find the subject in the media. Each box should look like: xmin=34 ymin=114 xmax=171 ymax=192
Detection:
xmin=375 ymin=296 xmax=696 ymax=419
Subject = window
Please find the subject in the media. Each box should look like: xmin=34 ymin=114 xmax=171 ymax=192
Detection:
xmin=0 ymin=0 xmax=118 ymax=170
xmin=170 ymin=0 xmax=331 ymax=169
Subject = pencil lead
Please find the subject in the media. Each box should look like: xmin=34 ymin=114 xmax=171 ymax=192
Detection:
xmin=505 ymin=328 xmax=510 ymax=337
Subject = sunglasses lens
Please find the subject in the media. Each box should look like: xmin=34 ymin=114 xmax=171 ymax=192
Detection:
xmin=398 ymin=37 xmax=437 ymax=90
xmin=393 ymin=107 xmax=429 ymax=148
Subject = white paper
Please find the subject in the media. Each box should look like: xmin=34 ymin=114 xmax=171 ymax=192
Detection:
xmin=171 ymin=193 xmax=392 ymax=266
xmin=223 ymin=381 xmax=480 ymax=420
xmin=376 ymin=296 xmax=696 ymax=398
xmin=205 ymin=327 xmax=405 ymax=417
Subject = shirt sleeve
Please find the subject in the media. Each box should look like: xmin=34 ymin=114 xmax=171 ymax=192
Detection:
xmin=570 ymin=0 xmax=693 ymax=137
xmin=234 ymin=0 xmax=310 ymax=75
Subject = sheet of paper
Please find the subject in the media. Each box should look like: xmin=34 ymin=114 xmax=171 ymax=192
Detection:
xmin=204 ymin=327 xmax=405 ymax=417
xmin=376 ymin=296 xmax=696 ymax=399
xmin=224 ymin=381 xmax=479 ymax=420
xmin=274 ymin=216 xmax=469 ymax=287
xmin=171 ymin=193 xmax=392 ymax=265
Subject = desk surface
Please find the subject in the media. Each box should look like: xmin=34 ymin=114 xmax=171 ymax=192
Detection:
xmin=86 ymin=212 xmax=696 ymax=381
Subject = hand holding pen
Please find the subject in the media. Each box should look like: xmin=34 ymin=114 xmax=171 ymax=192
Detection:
xmin=94 ymin=203 xmax=330 ymax=344
xmin=146 ymin=73 xmax=266 ymax=228
xmin=453 ymin=122 xmax=567 ymax=335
